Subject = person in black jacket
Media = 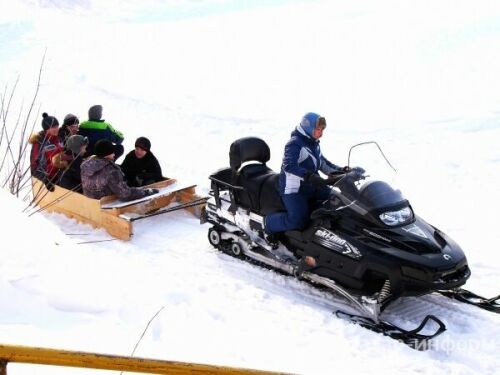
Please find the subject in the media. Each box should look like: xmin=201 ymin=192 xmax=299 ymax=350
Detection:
xmin=120 ymin=137 xmax=164 ymax=187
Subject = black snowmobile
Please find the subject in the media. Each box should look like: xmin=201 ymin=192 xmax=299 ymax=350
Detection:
xmin=202 ymin=137 xmax=499 ymax=349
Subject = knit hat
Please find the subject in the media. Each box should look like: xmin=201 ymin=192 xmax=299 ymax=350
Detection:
xmin=94 ymin=139 xmax=115 ymax=157
xmin=88 ymin=105 xmax=103 ymax=121
xmin=63 ymin=113 xmax=79 ymax=126
xmin=66 ymin=135 xmax=88 ymax=155
xmin=135 ymin=137 xmax=151 ymax=152
xmin=299 ymin=112 xmax=326 ymax=137
xmin=41 ymin=113 xmax=59 ymax=131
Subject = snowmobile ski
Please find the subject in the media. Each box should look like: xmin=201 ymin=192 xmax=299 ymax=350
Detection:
xmin=335 ymin=311 xmax=446 ymax=351
xmin=438 ymin=288 xmax=500 ymax=314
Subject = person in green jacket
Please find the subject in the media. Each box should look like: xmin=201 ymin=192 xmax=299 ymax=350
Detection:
xmin=78 ymin=104 xmax=125 ymax=160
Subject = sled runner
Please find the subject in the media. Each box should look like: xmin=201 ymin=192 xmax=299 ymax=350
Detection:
xmin=31 ymin=177 xmax=206 ymax=240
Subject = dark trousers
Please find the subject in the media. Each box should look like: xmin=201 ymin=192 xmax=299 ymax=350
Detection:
xmin=265 ymin=186 xmax=331 ymax=233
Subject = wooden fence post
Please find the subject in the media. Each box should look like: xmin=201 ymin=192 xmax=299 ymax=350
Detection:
xmin=0 ymin=344 xmax=287 ymax=374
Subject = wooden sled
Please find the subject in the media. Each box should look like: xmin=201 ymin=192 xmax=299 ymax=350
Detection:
xmin=31 ymin=177 xmax=206 ymax=241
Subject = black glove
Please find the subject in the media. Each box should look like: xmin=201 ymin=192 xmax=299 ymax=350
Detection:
xmin=351 ymin=166 xmax=365 ymax=175
xmin=134 ymin=175 xmax=144 ymax=187
xmin=143 ymin=188 xmax=159 ymax=196
xmin=305 ymin=173 xmax=328 ymax=188
xmin=44 ymin=178 xmax=55 ymax=192
xmin=342 ymin=166 xmax=365 ymax=175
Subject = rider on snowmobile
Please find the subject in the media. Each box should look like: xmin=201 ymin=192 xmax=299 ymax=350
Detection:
xmin=264 ymin=112 xmax=362 ymax=235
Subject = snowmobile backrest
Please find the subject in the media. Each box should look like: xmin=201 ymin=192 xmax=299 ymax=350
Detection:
xmin=229 ymin=137 xmax=270 ymax=171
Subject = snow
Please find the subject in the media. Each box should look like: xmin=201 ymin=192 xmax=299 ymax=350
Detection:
xmin=1 ymin=1 xmax=500 ymax=374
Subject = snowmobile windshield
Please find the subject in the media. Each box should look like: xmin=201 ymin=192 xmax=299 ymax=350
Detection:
xmin=330 ymin=142 xmax=413 ymax=226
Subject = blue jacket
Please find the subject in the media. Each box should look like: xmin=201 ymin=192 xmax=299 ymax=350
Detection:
xmin=279 ymin=126 xmax=340 ymax=195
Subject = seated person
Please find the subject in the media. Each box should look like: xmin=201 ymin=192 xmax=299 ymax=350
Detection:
xmin=81 ymin=139 xmax=157 ymax=201
xmin=120 ymin=137 xmax=163 ymax=187
xmin=58 ymin=113 xmax=80 ymax=146
xmin=29 ymin=113 xmax=64 ymax=189
xmin=52 ymin=135 xmax=89 ymax=192
xmin=264 ymin=112 xmax=342 ymax=235
xmin=78 ymin=104 xmax=125 ymax=160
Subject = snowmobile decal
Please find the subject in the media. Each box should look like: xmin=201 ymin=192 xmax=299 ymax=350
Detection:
xmin=402 ymin=224 xmax=428 ymax=239
xmin=363 ymin=229 xmax=392 ymax=243
xmin=313 ymin=228 xmax=362 ymax=259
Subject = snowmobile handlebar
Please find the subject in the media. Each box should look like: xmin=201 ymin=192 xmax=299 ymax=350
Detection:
xmin=327 ymin=167 xmax=366 ymax=185
xmin=325 ymin=173 xmax=346 ymax=185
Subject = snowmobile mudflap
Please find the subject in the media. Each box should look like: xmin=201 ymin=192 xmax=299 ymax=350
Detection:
xmin=335 ymin=311 xmax=446 ymax=351
xmin=438 ymin=288 xmax=500 ymax=314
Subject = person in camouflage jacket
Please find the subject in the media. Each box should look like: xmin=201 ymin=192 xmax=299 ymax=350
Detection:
xmin=81 ymin=139 xmax=157 ymax=201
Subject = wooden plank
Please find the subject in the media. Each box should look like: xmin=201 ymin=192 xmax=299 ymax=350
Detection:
xmin=100 ymin=182 xmax=196 ymax=210
xmin=177 ymin=187 xmax=205 ymax=218
xmin=30 ymin=177 xmax=200 ymax=241
xmin=32 ymin=179 xmax=102 ymax=223
xmin=99 ymin=178 xmax=176 ymax=206
xmin=101 ymin=213 xmax=133 ymax=241
xmin=0 ymin=344 xmax=286 ymax=374
xmin=31 ymin=178 xmax=133 ymax=241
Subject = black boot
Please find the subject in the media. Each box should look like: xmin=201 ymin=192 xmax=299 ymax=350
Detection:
xmin=262 ymin=216 xmax=279 ymax=249
xmin=264 ymin=233 xmax=280 ymax=249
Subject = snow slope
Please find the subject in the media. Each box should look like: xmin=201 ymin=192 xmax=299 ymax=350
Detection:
xmin=1 ymin=1 xmax=500 ymax=374
xmin=1 ymin=120 xmax=499 ymax=375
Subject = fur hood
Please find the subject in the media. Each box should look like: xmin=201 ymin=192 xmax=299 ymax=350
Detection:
xmin=28 ymin=131 xmax=59 ymax=145
xmin=28 ymin=131 xmax=44 ymax=145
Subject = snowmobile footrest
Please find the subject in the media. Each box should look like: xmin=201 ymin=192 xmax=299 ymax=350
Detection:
xmin=335 ymin=311 xmax=446 ymax=351
xmin=438 ymin=288 xmax=500 ymax=314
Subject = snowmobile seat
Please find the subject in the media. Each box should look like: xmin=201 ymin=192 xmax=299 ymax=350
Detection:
xmin=258 ymin=173 xmax=284 ymax=214
xmin=229 ymin=137 xmax=284 ymax=214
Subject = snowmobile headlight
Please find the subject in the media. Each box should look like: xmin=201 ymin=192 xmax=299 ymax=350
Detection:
xmin=379 ymin=207 xmax=412 ymax=226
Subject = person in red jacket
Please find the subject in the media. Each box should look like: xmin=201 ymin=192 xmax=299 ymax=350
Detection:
xmin=29 ymin=113 xmax=64 ymax=190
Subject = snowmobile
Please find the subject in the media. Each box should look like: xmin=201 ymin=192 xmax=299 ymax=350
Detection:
xmin=201 ymin=137 xmax=499 ymax=350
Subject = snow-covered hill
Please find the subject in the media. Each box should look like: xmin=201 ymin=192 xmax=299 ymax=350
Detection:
xmin=1 ymin=1 xmax=500 ymax=374
xmin=2 ymin=120 xmax=499 ymax=375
